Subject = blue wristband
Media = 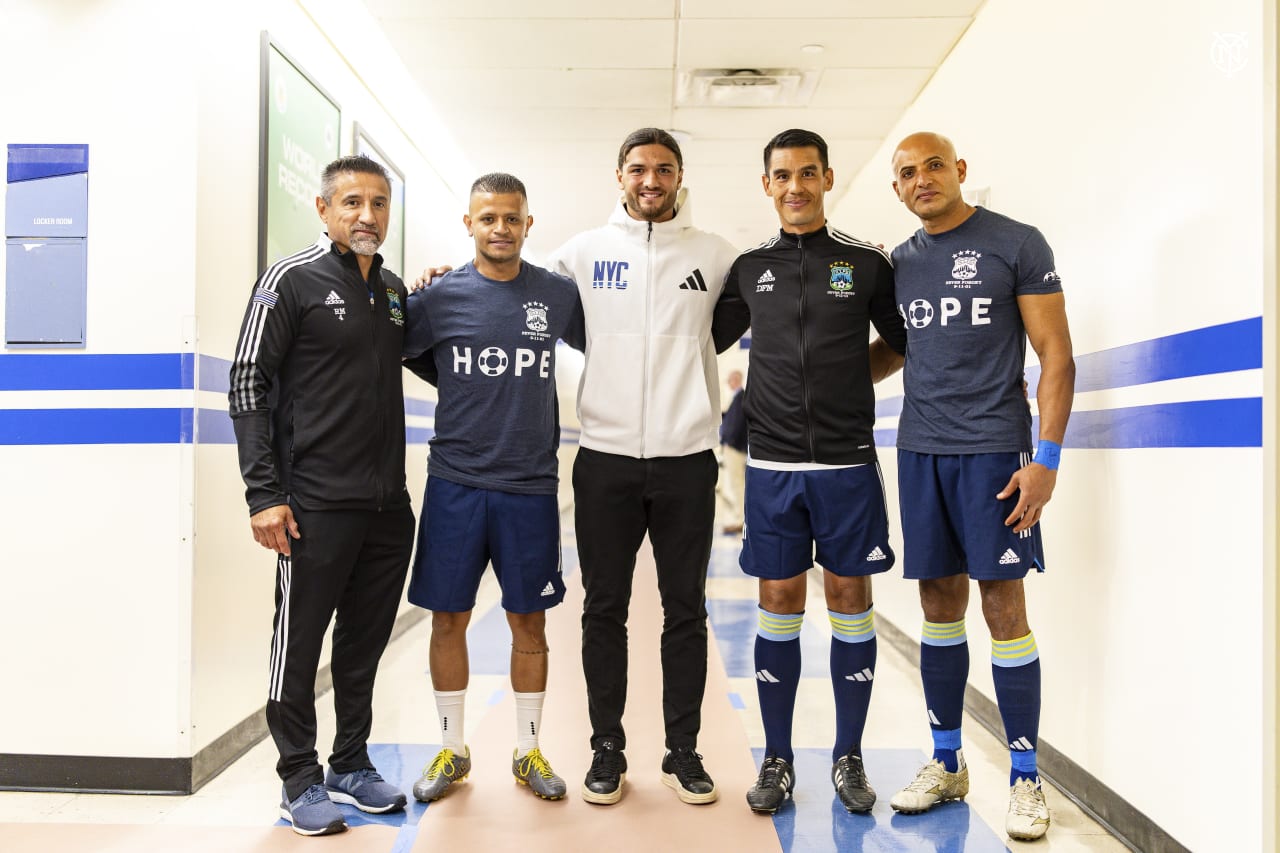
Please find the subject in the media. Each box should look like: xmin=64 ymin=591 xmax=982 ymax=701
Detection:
xmin=1033 ymin=439 xmax=1061 ymax=471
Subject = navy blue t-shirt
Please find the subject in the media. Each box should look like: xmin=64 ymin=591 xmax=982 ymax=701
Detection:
xmin=403 ymin=261 xmax=585 ymax=494
xmin=892 ymin=207 xmax=1063 ymax=454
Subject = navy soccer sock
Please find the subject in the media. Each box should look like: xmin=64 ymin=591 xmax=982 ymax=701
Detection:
xmin=992 ymin=632 xmax=1042 ymax=786
xmin=921 ymin=618 xmax=969 ymax=772
xmin=829 ymin=607 xmax=876 ymax=761
xmin=754 ymin=607 xmax=803 ymax=764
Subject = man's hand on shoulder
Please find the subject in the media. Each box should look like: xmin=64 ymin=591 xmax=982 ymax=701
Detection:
xmin=412 ymin=265 xmax=453 ymax=291
xmin=250 ymin=504 xmax=301 ymax=555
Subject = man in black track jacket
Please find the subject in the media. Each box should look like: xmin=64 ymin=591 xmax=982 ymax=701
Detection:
xmin=711 ymin=129 xmax=906 ymax=817
xmin=229 ymin=155 xmax=414 ymax=837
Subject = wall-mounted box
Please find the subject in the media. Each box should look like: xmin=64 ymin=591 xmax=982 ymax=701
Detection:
xmin=6 ymin=144 xmax=88 ymax=347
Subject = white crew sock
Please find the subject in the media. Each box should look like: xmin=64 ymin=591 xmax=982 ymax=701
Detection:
xmin=434 ymin=689 xmax=466 ymax=751
xmin=514 ymin=691 xmax=546 ymax=758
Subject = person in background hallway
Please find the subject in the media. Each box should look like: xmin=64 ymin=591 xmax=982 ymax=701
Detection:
xmin=883 ymin=131 xmax=1075 ymax=843
xmin=548 ymin=128 xmax=741 ymax=806
xmin=719 ymin=369 xmax=748 ymax=535
xmin=230 ymin=155 xmax=413 ymax=837
xmin=712 ymin=128 xmax=907 ymax=816
xmin=401 ymin=173 xmax=585 ymax=805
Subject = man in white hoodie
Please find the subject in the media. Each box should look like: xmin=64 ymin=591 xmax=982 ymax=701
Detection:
xmin=548 ymin=128 xmax=740 ymax=807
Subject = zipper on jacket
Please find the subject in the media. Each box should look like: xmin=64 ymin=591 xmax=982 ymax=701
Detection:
xmin=797 ymin=233 xmax=817 ymax=461
xmin=364 ymin=271 xmax=386 ymax=509
xmin=640 ymin=224 xmax=655 ymax=456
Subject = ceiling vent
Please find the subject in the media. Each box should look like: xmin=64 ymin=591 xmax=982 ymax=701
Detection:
xmin=676 ymin=68 xmax=821 ymax=108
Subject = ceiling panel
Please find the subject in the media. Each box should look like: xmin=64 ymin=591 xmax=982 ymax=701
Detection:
xmin=418 ymin=69 xmax=673 ymax=110
xmin=368 ymin=0 xmax=678 ymax=18
xmin=680 ymin=0 xmax=983 ymax=18
xmin=671 ymin=107 xmax=902 ymax=140
xmin=677 ymin=18 xmax=969 ymax=69
xmin=385 ymin=19 xmax=677 ymax=69
xmin=809 ymin=68 xmax=934 ymax=108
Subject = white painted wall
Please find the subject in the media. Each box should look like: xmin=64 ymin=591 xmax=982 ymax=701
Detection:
xmin=0 ymin=0 xmax=467 ymax=768
xmin=831 ymin=1 xmax=1266 ymax=850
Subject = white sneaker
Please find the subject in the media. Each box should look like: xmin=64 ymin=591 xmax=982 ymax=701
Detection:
xmin=1006 ymin=776 xmax=1051 ymax=841
xmin=889 ymin=750 xmax=969 ymax=814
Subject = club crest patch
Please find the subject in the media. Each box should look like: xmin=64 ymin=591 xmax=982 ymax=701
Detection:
xmin=386 ymin=289 xmax=404 ymax=325
xmin=951 ymin=250 xmax=981 ymax=281
xmin=522 ymin=301 xmax=551 ymax=342
xmin=827 ymin=261 xmax=855 ymax=298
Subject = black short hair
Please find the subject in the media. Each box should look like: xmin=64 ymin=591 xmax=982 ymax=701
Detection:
xmin=617 ymin=128 xmax=683 ymax=171
xmin=470 ymin=172 xmax=528 ymax=200
xmin=320 ymin=155 xmax=390 ymax=203
xmin=763 ymin=129 xmax=829 ymax=173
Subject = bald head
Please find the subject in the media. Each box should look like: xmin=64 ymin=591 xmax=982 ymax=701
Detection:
xmin=890 ymin=131 xmax=973 ymax=234
xmin=892 ymin=132 xmax=958 ymax=171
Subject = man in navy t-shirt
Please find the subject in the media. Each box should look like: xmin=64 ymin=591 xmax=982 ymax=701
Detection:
xmin=401 ymin=173 xmax=585 ymax=805
xmin=882 ymin=133 xmax=1075 ymax=843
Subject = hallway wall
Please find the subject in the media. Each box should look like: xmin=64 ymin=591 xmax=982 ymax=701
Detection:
xmin=830 ymin=1 xmax=1266 ymax=850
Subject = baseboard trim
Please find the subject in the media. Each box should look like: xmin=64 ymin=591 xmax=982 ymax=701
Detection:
xmin=0 ymin=606 xmax=429 ymax=795
xmin=875 ymin=615 xmax=1191 ymax=853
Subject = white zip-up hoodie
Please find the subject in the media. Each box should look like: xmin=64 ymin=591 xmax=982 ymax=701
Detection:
xmin=549 ymin=192 xmax=740 ymax=459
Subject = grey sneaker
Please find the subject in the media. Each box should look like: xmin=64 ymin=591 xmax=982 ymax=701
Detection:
xmin=832 ymin=750 xmax=876 ymax=813
xmin=890 ymin=751 xmax=969 ymax=814
xmin=280 ymin=783 xmax=347 ymax=836
xmin=412 ymin=746 xmax=471 ymax=802
xmin=324 ymin=767 xmax=406 ymax=814
xmin=746 ymin=754 xmax=795 ymax=814
xmin=512 ymin=748 xmax=568 ymax=800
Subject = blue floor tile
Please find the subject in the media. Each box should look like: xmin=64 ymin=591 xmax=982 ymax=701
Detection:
xmin=752 ymin=748 xmax=1010 ymax=853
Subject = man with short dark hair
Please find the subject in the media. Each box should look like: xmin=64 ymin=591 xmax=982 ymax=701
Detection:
xmin=713 ymin=128 xmax=906 ymax=816
xmin=548 ymin=128 xmax=740 ymax=806
xmin=884 ymin=131 xmax=1075 ymax=843
xmin=230 ymin=154 xmax=413 ymax=836
xmin=402 ymin=172 xmax=584 ymax=805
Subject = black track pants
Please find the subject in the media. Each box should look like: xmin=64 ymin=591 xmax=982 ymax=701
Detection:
xmin=573 ymin=448 xmax=717 ymax=752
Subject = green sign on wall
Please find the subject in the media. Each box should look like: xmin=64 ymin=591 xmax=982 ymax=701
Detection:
xmin=258 ymin=35 xmax=340 ymax=271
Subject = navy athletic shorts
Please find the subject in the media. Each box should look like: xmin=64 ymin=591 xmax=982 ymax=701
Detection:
xmin=897 ymin=449 xmax=1046 ymax=581
xmin=406 ymin=476 xmax=565 ymax=613
xmin=740 ymin=462 xmax=895 ymax=580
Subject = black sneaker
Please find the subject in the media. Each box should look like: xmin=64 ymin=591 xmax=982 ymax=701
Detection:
xmin=746 ymin=754 xmax=795 ymax=814
xmin=832 ymin=749 xmax=876 ymax=813
xmin=581 ymin=741 xmax=627 ymax=805
xmin=660 ymin=747 xmax=718 ymax=804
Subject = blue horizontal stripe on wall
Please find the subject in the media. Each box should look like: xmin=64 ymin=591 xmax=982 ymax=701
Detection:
xmin=0 ymin=408 xmax=193 ymax=444
xmin=1026 ymin=316 xmax=1261 ymax=396
xmin=199 ymin=355 xmax=232 ymax=394
xmin=875 ymin=398 xmax=1263 ymax=451
xmin=1055 ymin=398 xmax=1261 ymax=449
xmin=0 ymin=353 xmax=191 ymax=391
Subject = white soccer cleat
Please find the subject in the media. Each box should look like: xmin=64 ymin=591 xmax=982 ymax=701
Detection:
xmin=1006 ymin=776 xmax=1051 ymax=841
xmin=889 ymin=750 xmax=969 ymax=814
